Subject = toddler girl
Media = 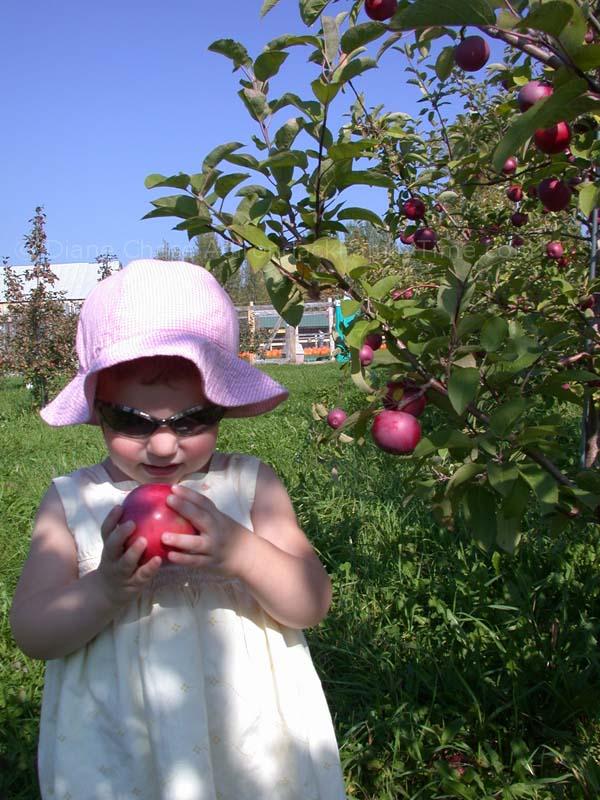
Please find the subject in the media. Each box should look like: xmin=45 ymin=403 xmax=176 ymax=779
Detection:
xmin=10 ymin=259 xmax=347 ymax=800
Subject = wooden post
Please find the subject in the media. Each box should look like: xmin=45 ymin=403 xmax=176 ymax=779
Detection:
xmin=247 ymin=301 xmax=255 ymax=349
xmin=327 ymin=297 xmax=334 ymax=358
xmin=285 ymin=324 xmax=297 ymax=363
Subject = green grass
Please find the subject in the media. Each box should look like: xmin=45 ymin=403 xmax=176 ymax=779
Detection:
xmin=2 ymin=364 xmax=600 ymax=799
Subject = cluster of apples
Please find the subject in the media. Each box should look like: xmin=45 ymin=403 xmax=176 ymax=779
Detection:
xmin=327 ymin=333 xmax=426 ymax=455
xmin=400 ymin=196 xmax=438 ymax=251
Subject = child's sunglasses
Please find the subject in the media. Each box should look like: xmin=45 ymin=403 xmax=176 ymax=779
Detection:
xmin=95 ymin=400 xmax=225 ymax=438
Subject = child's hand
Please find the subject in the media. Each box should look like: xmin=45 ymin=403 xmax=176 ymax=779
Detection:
xmin=161 ymin=486 xmax=250 ymax=578
xmin=96 ymin=505 xmax=163 ymax=605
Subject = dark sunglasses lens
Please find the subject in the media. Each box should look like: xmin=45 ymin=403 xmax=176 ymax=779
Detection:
xmin=172 ymin=407 xmax=224 ymax=436
xmin=99 ymin=405 xmax=155 ymax=437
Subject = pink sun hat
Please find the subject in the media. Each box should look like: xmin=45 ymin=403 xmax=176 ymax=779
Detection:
xmin=40 ymin=259 xmax=288 ymax=425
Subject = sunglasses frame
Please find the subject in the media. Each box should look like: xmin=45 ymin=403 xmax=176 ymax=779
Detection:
xmin=95 ymin=400 xmax=225 ymax=438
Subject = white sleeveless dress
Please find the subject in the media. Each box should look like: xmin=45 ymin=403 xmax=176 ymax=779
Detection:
xmin=37 ymin=452 xmax=347 ymax=800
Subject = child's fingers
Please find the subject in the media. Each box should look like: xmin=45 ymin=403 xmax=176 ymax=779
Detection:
xmin=100 ymin=505 xmax=124 ymax=541
xmin=103 ymin=520 xmax=136 ymax=560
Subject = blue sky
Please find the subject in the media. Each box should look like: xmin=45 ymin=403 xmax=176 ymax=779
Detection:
xmin=2 ymin=0 xmax=503 ymax=267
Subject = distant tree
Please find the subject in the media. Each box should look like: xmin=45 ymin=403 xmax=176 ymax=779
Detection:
xmin=155 ymin=240 xmax=185 ymax=261
xmin=1 ymin=207 xmax=77 ymax=406
xmin=95 ymin=251 xmax=120 ymax=280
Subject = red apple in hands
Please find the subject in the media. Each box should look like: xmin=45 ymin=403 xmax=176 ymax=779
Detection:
xmin=364 ymin=0 xmax=397 ymax=20
xmin=371 ymin=410 xmax=422 ymax=455
xmin=120 ymin=483 xmax=197 ymax=566
xmin=454 ymin=35 xmax=490 ymax=71
xmin=327 ymin=408 xmax=347 ymax=429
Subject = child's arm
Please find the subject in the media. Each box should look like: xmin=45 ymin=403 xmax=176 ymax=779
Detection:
xmin=166 ymin=463 xmax=333 ymax=629
xmin=10 ymin=485 xmax=161 ymax=660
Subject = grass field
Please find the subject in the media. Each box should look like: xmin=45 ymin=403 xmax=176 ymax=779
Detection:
xmin=1 ymin=363 xmax=600 ymax=799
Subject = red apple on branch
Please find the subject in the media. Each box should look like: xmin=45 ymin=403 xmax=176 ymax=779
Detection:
xmin=453 ymin=35 xmax=490 ymax=72
xmin=371 ymin=410 xmax=422 ymax=454
xmin=413 ymin=227 xmax=437 ymax=250
xmin=502 ymin=157 xmax=518 ymax=174
xmin=359 ymin=344 xmax=374 ymax=366
xmin=537 ymin=177 xmax=571 ymax=211
xmin=364 ymin=0 xmax=397 ymax=20
xmin=383 ymin=382 xmax=427 ymax=417
xmin=534 ymin=122 xmax=572 ymax=154
xmin=365 ymin=332 xmax=383 ymax=350
xmin=546 ymin=241 xmax=564 ymax=259
xmin=511 ymin=211 xmax=529 ymax=227
xmin=120 ymin=484 xmax=197 ymax=566
xmin=403 ymin=197 xmax=426 ymax=220
xmin=506 ymin=185 xmax=524 ymax=202
xmin=517 ymin=80 xmax=553 ymax=112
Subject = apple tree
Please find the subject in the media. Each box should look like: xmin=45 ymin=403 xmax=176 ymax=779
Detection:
xmin=144 ymin=0 xmax=600 ymax=550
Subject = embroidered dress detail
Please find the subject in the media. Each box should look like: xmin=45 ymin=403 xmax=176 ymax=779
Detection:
xmin=38 ymin=453 xmax=347 ymax=800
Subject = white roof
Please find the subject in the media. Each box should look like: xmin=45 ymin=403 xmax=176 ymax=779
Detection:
xmin=0 ymin=261 xmax=120 ymax=303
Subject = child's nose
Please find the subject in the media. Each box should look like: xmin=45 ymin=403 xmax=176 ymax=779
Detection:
xmin=146 ymin=427 xmax=179 ymax=457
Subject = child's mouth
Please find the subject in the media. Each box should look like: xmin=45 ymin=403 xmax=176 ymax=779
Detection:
xmin=143 ymin=464 xmax=179 ymax=477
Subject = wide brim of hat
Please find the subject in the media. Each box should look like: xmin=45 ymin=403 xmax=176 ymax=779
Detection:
xmin=40 ymin=333 xmax=289 ymax=426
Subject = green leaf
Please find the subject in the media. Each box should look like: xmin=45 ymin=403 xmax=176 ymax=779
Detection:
xmin=214 ymin=173 xmax=250 ymax=199
xmin=329 ymin=140 xmax=375 ymax=160
xmin=337 ymin=170 xmax=395 ymax=189
xmin=263 ymin=262 xmax=304 ymax=326
xmin=578 ymin=182 xmax=600 ymax=218
xmin=260 ymin=0 xmax=282 ymax=16
xmin=300 ymin=0 xmax=330 ymax=25
xmin=462 ymin=486 xmax=497 ymax=550
xmin=230 ymin=223 xmax=277 ymax=251
xmin=147 ymin=195 xmax=198 ymax=219
xmin=495 ymin=514 xmax=521 ymax=554
xmin=266 ymin=34 xmax=320 ymax=49
xmin=311 ymin=78 xmax=342 ymax=104
xmin=274 ymin=118 xmax=304 ymax=150
xmin=487 ymin=462 xmax=519 ymax=497
xmin=301 ymin=237 xmax=348 ymax=275
xmin=502 ymin=477 xmax=531 ymax=519
xmin=208 ymin=39 xmax=252 ymax=69
xmin=414 ymin=427 xmax=472 ymax=457
xmin=246 ymin=247 xmax=273 ymax=272
xmin=492 ymin=77 xmax=598 ymax=172
xmin=489 ymin=397 xmax=527 ymax=437
xmin=144 ymin=173 xmax=190 ymax=190
xmin=435 ymin=46 xmax=455 ymax=81
xmin=345 ymin=319 xmax=376 ymax=349
xmin=515 ymin=1 xmax=573 ymax=37
xmin=481 ymin=317 xmax=508 ymax=352
xmin=446 ymin=462 xmax=486 ymax=493
xmin=390 ymin=0 xmax=495 ymax=30
xmin=341 ymin=22 xmax=386 ymax=54
xmin=238 ymin=88 xmax=270 ymax=121
xmin=203 ymin=142 xmax=244 ymax=171
xmin=338 ymin=56 xmax=378 ymax=84
xmin=254 ymin=50 xmax=288 ymax=81
xmin=338 ymin=207 xmax=384 ymax=227
xmin=448 ymin=367 xmax=480 ymax=415
xmin=260 ymin=150 xmax=307 ymax=170
xmin=519 ymin=463 xmax=559 ymax=512
xmin=322 ymin=15 xmax=340 ymax=65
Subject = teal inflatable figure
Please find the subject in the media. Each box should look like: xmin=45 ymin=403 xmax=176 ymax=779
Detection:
xmin=334 ymin=298 xmax=359 ymax=364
